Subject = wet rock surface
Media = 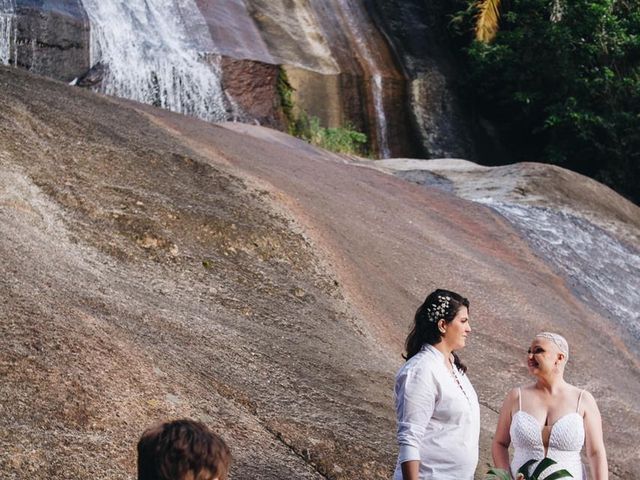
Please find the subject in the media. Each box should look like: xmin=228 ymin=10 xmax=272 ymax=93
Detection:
xmin=219 ymin=57 xmax=285 ymax=129
xmin=1 ymin=66 xmax=638 ymax=479
xmin=12 ymin=0 xmax=89 ymax=81
xmin=3 ymin=0 xmax=413 ymax=157
xmin=375 ymin=159 xmax=640 ymax=361
xmin=365 ymin=0 xmax=477 ymax=159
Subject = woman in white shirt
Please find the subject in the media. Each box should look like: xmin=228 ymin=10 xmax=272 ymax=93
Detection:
xmin=393 ymin=289 xmax=480 ymax=480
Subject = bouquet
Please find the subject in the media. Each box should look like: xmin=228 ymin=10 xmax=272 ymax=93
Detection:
xmin=485 ymin=458 xmax=573 ymax=480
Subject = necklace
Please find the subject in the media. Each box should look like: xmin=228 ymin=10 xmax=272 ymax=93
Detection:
xmin=448 ymin=358 xmax=471 ymax=404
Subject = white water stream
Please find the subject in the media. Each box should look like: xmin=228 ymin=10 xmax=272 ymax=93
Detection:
xmin=483 ymin=201 xmax=640 ymax=353
xmin=79 ymin=0 xmax=229 ymax=121
xmin=386 ymin=163 xmax=640 ymax=356
xmin=0 ymin=0 xmax=16 ymax=66
xmin=334 ymin=0 xmax=390 ymax=158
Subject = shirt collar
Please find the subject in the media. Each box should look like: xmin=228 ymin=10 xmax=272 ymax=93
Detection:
xmin=423 ymin=343 xmax=444 ymax=360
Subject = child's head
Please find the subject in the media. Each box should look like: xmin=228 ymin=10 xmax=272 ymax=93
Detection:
xmin=137 ymin=419 xmax=231 ymax=480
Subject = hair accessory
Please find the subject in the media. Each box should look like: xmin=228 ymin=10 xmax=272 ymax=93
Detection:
xmin=426 ymin=295 xmax=451 ymax=323
xmin=535 ymin=332 xmax=569 ymax=360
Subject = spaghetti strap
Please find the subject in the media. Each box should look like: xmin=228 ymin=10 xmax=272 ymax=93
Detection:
xmin=518 ymin=387 xmax=522 ymax=411
xmin=576 ymin=389 xmax=585 ymax=412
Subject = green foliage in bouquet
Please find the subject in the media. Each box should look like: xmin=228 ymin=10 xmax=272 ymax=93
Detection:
xmin=485 ymin=458 xmax=573 ymax=480
xmin=484 ymin=466 xmax=512 ymax=480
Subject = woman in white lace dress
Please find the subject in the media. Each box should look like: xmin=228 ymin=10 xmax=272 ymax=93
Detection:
xmin=492 ymin=333 xmax=608 ymax=479
xmin=393 ymin=289 xmax=480 ymax=480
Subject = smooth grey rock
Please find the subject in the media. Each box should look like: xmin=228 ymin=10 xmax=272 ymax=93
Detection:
xmin=14 ymin=0 xmax=89 ymax=81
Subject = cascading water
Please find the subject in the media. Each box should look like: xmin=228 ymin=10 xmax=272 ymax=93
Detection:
xmin=370 ymin=73 xmax=390 ymax=157
xmin=334 ymin=0 xmax=390 ymax=158
xmin=0 ymin=0 xmax=16 ymax=66
xmin=388 ymin=163 xmax=640 ymax=357
xmin=482 ymin=201 xmax=640 ymax=355
xmin=79 ymin=0 xmax=230 ymax=121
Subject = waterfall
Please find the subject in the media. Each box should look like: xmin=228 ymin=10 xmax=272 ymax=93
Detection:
xmin=484 ymin=201 xmax=640 ymax=354
xmin=334 ymin=0 xmax=391 ymax=158
xmin=79 ymin=0 xmax=230 ymax=121
xmin=387 ymin=162 xmax=640 ymax=356
xmin=0 ymin=0 xmax=16 ymax=66
xmin=371 ymin=73 xmax=390 ymax=158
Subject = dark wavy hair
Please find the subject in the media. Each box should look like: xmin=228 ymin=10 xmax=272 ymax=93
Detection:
xmin=138 ymin=419 xmax=231 ymax=480
xmin=404 ymin=289 xmax=470 ymax=373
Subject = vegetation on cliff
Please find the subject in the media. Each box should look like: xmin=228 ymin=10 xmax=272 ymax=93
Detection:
xmin=277 ymin=67 xmax=368 ymax=156
xmin=452 ymin=0 xmax=640 ymax=203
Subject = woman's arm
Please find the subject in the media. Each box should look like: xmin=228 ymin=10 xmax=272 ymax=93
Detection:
xmin=395 ymin=365 xmax=436 ymax=480
xmin=582 ymin=391 xmax=608 ymax=480
xmin=400 ymin=460 xmax=420 ymax=480
xmin=492 ymin=388 xmax=517 ymax=472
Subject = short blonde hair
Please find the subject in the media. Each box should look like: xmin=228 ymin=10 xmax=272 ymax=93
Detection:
xmin=536 ymin=332 xmax=569 ymax=360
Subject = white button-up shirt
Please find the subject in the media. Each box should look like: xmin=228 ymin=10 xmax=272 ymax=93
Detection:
xmin=393 ymin=344 xmax=480 ymax=480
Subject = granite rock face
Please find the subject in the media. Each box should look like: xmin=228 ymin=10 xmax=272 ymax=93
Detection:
xmin=219 ymin=56 xmax=286 ymax=130
xmin=365 ymin=0 xmax=477 ymax=159
xmin=197 ymin=0 xmax=411 ymax=156
xmin=2 ymin=0 xmax=414 ymax=157
xmin=2 ymin=66 xmax=637 ymax=479
xmin=12 ymin=0 xmax=89 ymax=81
xmin=2 ymin=0 xmax=480 ymax=158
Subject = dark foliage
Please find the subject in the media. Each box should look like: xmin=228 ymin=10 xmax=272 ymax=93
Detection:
xmin=451 ymin=0 xmax=640 ymax=203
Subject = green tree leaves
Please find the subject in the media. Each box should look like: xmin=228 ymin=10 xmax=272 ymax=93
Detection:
xmin=454 ymin=0 xmax=640 ymax=202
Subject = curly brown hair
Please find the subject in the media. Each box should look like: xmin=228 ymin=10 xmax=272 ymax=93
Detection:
xmin=137 ymin=419 xmax=231 ymax=480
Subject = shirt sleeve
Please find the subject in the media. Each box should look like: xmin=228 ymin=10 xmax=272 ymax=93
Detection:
xmin=394 ymin=364 xmax=436 ymax=463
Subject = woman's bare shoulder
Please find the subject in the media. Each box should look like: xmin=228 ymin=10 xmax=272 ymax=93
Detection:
xmin=578 ymin=389 xmax=599 ymax=410
xmin=564 ymin=383 xmax=592 ymax=399
xmin=501 ymin=385 xmax=528 ymax=409
xmin=563 ymin=384 xmax=599 ymax=414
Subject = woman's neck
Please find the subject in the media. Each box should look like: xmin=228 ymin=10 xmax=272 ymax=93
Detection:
xmin=535 ymin=373 xmax=566 ymax=393
xmin=433 ymin=342 xmax=453 ymax=368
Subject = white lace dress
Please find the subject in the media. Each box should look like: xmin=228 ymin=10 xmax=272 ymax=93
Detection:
xmin=510 ymin=388 xmax=586 ymax=480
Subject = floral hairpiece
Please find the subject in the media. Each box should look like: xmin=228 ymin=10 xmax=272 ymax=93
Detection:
xmin=426 ymin=295 xmax=451 ymax=323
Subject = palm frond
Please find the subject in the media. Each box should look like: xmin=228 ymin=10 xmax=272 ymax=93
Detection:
xmin=531 ymin=458 xmax=558 ymax=479
xmin=475 ymin=0 xmax=502 ymax=43
xmin=541 ymin=469 xmax=573 ymax=480
xmin=517 ymin=459 xmax=537 ymax=479
xmin=516 ymin=458 xmax=574 ymax=480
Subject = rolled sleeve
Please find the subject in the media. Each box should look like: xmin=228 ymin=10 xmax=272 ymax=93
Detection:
xmin=395 ymin=365 xmax=436 ymax=463
xmin=398 ymin=443 xmax=421 ymax=464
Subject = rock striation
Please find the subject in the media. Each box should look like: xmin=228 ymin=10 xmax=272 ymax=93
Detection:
xmin=365 ymin=0 xmax=477 ymax=159
xmin=1 ymin=65 xmax=638 ymax=479
xmin=0 ymin=0 xmax=492 ymax=159
xmin=196 ymin=0 xmax=411 ymax=157
xmin=8 ymin=0 xmax=89 ymax=81
xmin=0 ymin=0 xmax=421 ymax=157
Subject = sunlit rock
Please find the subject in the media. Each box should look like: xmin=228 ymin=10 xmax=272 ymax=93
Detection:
xmin=1 ymin=63 xmax=638 ymax=480
xmin=372 ymin=157 xmax=640 ymax=359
